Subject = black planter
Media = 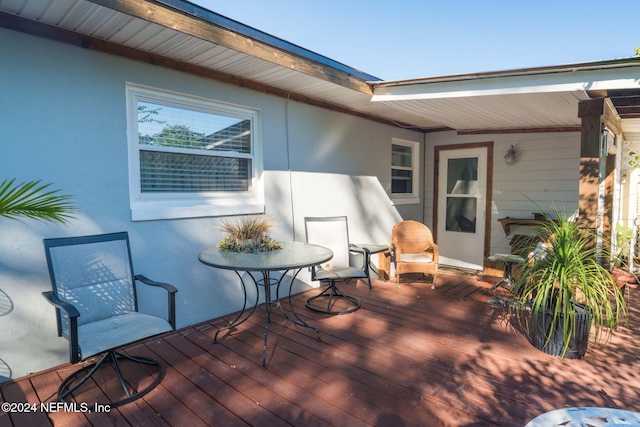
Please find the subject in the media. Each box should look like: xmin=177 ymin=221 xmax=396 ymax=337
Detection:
xmin=531 ymin=299 xmax=593 ymax=359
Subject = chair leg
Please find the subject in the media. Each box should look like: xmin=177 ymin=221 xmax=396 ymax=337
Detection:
xmin=489 ymin=262 xmax=514 ymax=292
xmin=306 ymin=282 xmax=361 ymax=315
xmin=57 ymin=349 xmax=164 ymax=409
xmin=363 ymin=249 xmax=373 ymax=289
xmin=431 ymin=275 xmax=437 ymax=290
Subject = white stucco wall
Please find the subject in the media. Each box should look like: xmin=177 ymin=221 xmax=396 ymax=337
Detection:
xmin=424 ymin=131 xmax=581 ymax=257
xmin=0 ymin=28 xmax=423 ymax=381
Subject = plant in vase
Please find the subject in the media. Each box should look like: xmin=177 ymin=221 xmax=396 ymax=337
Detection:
xmin=609 ymin=224 xmax=638 ymax=287
xmin=512 ymin=210 xmax=628 ymax=359
xmin=217 ymin=215 xmax=283 ymax=253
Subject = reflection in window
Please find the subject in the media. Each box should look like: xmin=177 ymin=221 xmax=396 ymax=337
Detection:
xmin=445 ymin=158 xmax=478 ymax=233
xmin=391 ymin=143 xmax=414 ymax=194
xmin=135 ymin=101 xmax=253 ymax=193
xmin=126 ymin=83 xmax=263 ymax=220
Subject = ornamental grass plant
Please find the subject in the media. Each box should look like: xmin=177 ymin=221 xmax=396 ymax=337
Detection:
xmin=217 ymin=215 xmax=282 ymax=253
xmin=512 ymin=210 xmax=628 ymax=358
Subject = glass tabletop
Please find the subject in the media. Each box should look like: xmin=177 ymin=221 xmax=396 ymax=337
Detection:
xmin=355 ymin=244 xmax=389 ymax=254
xmin=198 ymin=241 xmax=333 ymax=272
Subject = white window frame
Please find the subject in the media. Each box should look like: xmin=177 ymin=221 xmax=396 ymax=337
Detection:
xmin=126 ymin=83 xmax=264 ymax=221
xmin=391 ymin=138 xmax=420 ymax=205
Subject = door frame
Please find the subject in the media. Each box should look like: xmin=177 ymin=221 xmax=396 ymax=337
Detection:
xmin=433 ymin=141 xmax=494 ymax=271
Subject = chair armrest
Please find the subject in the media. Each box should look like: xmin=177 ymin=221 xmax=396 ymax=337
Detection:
xmin=42 ymin=291 xmax=80 ymax=318
xmin=135 ymin=274 xmax=178 ymax=293
xmin=391 ymin=244 xmax=401 ymax=261
xmin=429 ymin=243 xmax=439 ymax=263
xmin=378 ymin=250 xmax=392 ymax=280
xmin=134 ymin=274 xmax=178 ymax=330
xmin=349 ymin=244 xmax=368 ymax=269
xmin=43 ymin=290 xmax=82 ymax=362
xmin=349 ymin=244 xmax=366 ymax=254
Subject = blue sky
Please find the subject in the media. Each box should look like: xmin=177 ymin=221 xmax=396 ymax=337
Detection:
xmin=194 ymin=0 xmax=639 ymax=81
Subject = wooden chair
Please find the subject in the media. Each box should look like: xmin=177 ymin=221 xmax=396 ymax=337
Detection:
xmin=382 ymin=220 xmax=439 ymax=288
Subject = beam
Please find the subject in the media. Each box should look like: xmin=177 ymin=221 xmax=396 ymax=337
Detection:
xmin=0 ymin=12 xmax=424 ymax=131
xmin=578 ymin=99 xmax=603 ymax=227
xmin=88 ymin=0 xmax=374 ymax=95
xmin=457 ymin=126 xmax=580 ymax=135
xmin=577 ymin=98 xmax=619 ymax=243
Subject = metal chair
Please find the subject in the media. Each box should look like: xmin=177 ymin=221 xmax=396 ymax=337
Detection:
xmin=42 ymin=232 xmax=177 ymax=409
xmin=304 ymin=216 xmax=367 ymax=315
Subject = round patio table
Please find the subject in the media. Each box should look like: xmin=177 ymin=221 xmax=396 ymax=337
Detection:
xmin=198 ymin=241 xmax=333 ymax=367
xmin=525 ymin=407 xmax=640 ymax=426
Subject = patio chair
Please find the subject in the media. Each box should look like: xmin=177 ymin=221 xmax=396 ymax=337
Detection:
xmin=386 ymin=220 xmax=439 ymax=288
xmin=42 ymin=232 xmax=177 ymax=408
xmin=304 ymin=216 xmax=368 ymax=315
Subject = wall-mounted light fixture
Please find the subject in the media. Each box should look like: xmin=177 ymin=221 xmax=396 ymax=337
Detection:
xmin=601 ymin=126 xmax=617 ymax=156
xmin=504 ymin=145 xmax=517 ymax=165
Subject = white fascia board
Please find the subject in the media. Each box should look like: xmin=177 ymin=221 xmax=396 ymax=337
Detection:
xmin=371 ymin=67 xmax=640 ymax=101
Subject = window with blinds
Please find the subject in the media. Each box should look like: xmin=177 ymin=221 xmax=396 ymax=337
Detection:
xmin=391 ymin=144 xmax=413 ymax=194
xmin=391 ymin=138 xmax=420 ymax=205
xmin=137 ymin=100 xmax=252 ymax=193
xmin=126 ymin=84 xmax=264 ymax=220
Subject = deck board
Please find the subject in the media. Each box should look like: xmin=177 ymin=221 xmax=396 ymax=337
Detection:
xmin=1 ymin=273 xmax=638 ymax=426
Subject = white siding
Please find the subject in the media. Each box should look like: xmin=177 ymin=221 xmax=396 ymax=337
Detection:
xmin=424 ymin=131 xmax=580 ymax=257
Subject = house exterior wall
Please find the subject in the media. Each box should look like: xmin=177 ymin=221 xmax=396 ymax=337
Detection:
xmin=424 ymin=131 xmax=581 ymax=258
xmin=620 ymin=142 xmax=640 ymax=233
xmin=0 ymin=28 xmax=423 ymax=381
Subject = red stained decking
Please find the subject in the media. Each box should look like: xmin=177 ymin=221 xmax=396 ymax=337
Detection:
xmin=1 ymin=271 xmax=638 ymax=426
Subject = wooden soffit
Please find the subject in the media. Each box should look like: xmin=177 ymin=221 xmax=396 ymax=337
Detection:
xmin=88 ymin=0 xmax=374 ymax=95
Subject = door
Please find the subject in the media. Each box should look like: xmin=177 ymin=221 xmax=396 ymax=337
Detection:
xmin=437 ymin=147 xmax=488 ymax=270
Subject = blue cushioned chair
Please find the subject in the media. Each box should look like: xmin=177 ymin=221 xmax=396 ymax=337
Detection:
xmin=42 ymin=232 xmax=177 ymax=408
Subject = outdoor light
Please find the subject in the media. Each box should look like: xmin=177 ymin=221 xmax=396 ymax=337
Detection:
xmin=504 ymin=145 xmax=517 ymax=165
xmin=601 ymin=126 xmax=617 ymax=156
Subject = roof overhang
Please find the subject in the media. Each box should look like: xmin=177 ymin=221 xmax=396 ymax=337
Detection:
xmin=0 ymin=0 xmax=428 ymax=130
xmin=370 ymin=59 xmax=640 ymax=140
xmin=1 ymin=0 xmax=640 ymax=139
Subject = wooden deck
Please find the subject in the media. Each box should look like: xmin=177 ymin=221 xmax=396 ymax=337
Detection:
xmin=1 ymin=271 xmax=638 ymax=426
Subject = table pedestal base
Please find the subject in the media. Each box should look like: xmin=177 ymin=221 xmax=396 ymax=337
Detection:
xmin=214 ymin=268 xmax=320 ymax=368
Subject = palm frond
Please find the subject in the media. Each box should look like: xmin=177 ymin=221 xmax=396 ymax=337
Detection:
xmin=0 ymin=179 xmax=76 ymax=224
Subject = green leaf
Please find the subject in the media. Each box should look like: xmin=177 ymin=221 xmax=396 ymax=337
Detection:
xmin=0 ymin=179 xmax=76 ymax=224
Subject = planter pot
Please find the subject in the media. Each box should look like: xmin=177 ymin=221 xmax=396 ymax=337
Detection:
xmin=531 ymin=299 xmax=593 ymax=359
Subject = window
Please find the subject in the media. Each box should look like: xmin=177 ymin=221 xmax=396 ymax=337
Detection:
xmin=126 ymin=83 xmax=263 ymax=220
xmin=391 ymin=138 xmax=420 ymax=205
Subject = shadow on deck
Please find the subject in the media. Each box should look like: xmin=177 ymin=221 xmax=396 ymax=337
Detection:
xmin=1 ymin=271 xmax=638 ymax=426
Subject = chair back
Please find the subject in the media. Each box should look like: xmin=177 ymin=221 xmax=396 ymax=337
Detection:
xmin=304 ymin=216 xmax=350 ymax=270
xmin=392 ymin=220 xmax=435 ymax=254
xmin=44 ymin=232 xmax=137 ymax=336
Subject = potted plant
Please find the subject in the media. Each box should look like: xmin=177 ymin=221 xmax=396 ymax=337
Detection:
xmin=609 ymin=224 xmax=638 ymax=287
xmin=217 ymin=215 xmax=282 ymax=253
xmin=0 ymin=179 xmax=75 ymax=223
xmin=512 ymin=211 xmax=628 ymax=359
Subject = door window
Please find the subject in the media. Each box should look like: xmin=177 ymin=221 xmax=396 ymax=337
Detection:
xmin=445 ymin=157 xmax=478 ymax=233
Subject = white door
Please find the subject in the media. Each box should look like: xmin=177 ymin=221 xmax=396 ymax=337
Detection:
xmin=437 ymin=147 xmax=487 ymax=270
